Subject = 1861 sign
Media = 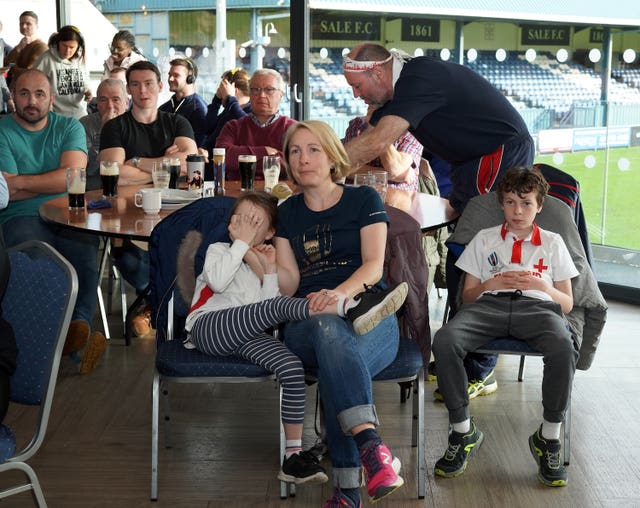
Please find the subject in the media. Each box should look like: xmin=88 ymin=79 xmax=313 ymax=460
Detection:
xmin=590 ymin=28 xmax=604 ymax=43
xmin=402 ymin=19 xmax=440 ymax=42
xmin=521 ymin=24 xmax=570 ymax=45
xmin=312 ymin=14 xmax=380 ymax=41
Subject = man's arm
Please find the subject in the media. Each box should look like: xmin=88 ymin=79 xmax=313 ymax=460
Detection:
xmin=150 ymin=136 xmax=198 ymax=177
xmin=100 ymin=135 xmax=197 ymax=186
xmin=170 ymin=136 xmax=198 ymax=163
xmin=3 ymin=150 xmax=87 ymax=200
xmin=344 ymin=115 xmax=410 ymax=175
xmin=377 ymin=144 xmax=417 ymax=184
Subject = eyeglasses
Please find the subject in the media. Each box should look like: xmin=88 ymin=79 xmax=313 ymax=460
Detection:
xmin=109 ymin=45 xmax=128 ymax=54
xmin=249 ymin=87 xmax=280 ymax=96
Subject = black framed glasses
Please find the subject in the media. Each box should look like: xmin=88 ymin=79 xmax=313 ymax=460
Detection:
xmin=249 ymin=87 xmax=280 ymax=96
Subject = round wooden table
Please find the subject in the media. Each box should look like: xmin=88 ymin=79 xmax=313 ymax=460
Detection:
xmin=39 ymin=181 xmax=457 ymax=343
xmin=385 ymin=187 xmax=459 ymax=233
xmin=39 ymin=183 xmax=459 ymax=239
xmin=39 ymin=185 xmax=177 ymax=242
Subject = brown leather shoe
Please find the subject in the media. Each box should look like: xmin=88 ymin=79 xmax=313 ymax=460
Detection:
xmin=132 ymin=306 xmax=152 ymax=337
xmin=79 ymin=332 xmax=107 ymax=374
xmin=62 ymin=320 xmax=90 ymax=356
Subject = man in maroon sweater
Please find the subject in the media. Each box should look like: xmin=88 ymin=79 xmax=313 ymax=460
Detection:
xmin=215 ymin=68 xmax=296 ymax=180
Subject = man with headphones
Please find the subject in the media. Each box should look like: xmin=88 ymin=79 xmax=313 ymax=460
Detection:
xmin=159 ymin=57 xmax=208 ymax=146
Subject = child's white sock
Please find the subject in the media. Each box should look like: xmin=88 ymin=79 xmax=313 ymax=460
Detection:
xmin=541 ymin=420 xmax=562 ymax=440
xmin=452 ymin=419 xmax=471 ymax=434
xmin=336 ymin=297 xmax=358 ymax=317
xmin=285 ymin=439 xmax=302 ymax=459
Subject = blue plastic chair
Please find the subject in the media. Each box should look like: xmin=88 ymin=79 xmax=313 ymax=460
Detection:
xmin=372 ymin=337 xmax=426 ymax=498
xmin=148 ymin=197 xmax=287 ymax=501
xmin=0 ymin=241 xmax=78 ymax=507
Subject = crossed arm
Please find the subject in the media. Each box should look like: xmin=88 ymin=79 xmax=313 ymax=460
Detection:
xmin=2 ymin=149 xmax=87 ymax=201
xmin=99 ymin=136 xmax=197 ymax=186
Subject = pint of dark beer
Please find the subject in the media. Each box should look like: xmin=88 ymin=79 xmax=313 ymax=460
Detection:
xmin=100 ymin=161 xmax=120 ymax=197
xmin=169 ymin=157 xmax=181 ymax=189
xmin=66 ymin=167 xmax=86 ymax=210
xmin=238 ymin=155 xmax=257 ymax=191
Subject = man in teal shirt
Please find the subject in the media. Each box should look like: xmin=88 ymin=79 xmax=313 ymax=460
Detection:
xmin=0 ymin=173 xmax=7 ymax=209
xmin=0 ymin=69 xmax=105 ymax=374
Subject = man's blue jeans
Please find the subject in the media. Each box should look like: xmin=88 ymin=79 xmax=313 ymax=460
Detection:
xmin=111 ymin=240 xmax=150 ymax=295
xmin=1 ymin=216 xmax=99 ymax=324
xmin=284 ymin=314 xmax=399 ymax=489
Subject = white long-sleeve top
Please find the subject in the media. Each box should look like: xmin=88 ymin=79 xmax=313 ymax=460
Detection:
xmin=184 ymin=239 xmax=280 ymax=332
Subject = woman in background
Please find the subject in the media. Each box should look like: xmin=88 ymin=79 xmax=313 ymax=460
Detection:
xmin=35 ymin=25 xmax=92 ymax=119
xmin=202 ymin=68 xmax=252 ymax=151
xmin=102 ymin=30 xmax=145 ymax=79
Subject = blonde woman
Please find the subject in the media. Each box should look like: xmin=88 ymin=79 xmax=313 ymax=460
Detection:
xmin=274 ymin=120 xmax=407 ymax=507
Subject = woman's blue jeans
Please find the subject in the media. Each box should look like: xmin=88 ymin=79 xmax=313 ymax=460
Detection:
xmin=284 ymin=314 xmax=399 ymax=489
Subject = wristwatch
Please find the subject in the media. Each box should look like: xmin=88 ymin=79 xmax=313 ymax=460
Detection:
xmin=131 ymin=156 xmax=141 ymax=168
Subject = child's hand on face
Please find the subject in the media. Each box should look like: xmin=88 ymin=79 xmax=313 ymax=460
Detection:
xmin=228 ymin=207 xmax=263 ymax=246
xmin=252 ymin=244 xmax=277 ymax=274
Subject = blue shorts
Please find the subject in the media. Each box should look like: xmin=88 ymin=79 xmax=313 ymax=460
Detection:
xmin=449 ymin=134 xmax=535 ymax=212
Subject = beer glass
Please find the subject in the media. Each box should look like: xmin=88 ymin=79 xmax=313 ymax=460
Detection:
xmin=152 ymin=162 xmax=170 ymax=189
xmin=262 ymin=156 xmax=281 ymax=192
xmin=66 ymin=167 xmax=86 ymax=210
xmin=238 ymin=155 xmax=257 ymax=191
xmin=168 ymin=157 xmax=181 ymax=189
xmin=100 ymin=161 xmax=120 ymax=197
xmin=354 ymin=170 xmax=388 ymax=202
xmin=212 ymin=148 xmax=226 ymax=196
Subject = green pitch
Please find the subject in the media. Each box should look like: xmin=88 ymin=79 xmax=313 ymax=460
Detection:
xmin=535 ymin=146 xmax=639 ymax=250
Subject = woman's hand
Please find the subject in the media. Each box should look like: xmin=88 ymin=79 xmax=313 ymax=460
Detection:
xmin=216 ymin=79 xmax=235 ymax=102
xmin=228 ymin=207 xmax=262 ymax=246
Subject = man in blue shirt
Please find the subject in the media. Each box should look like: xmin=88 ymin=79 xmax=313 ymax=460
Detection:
xmin=343 ymin=43 xmax=536 ymax=400
xmin=158 ymin=58 xmax=207 ymax=146
xmin=343 ymin=43 xmax=534 ymax=213
xmin=0 ymin=69 xmax=106 ymax=374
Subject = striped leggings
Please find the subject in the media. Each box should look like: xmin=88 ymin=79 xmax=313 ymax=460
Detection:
xmin=189 ymin=296 xmax=310 ymax=424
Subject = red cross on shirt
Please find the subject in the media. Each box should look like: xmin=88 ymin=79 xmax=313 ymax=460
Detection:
xmin=533 ymin=258 xmax=548 ymax=273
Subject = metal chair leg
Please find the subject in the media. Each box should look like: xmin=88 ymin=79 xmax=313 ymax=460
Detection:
xmin=97 ymin=240 xmax=111 ymax=339
xmin=151 ymin=373 xmax=160 ymax=501
xmin=564 ymin=402 xmax=571 ymax=465
xmin=517 ymin=355 xmax=526 ymax=381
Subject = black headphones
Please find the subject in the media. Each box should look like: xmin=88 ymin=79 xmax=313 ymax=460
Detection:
xmin=186 ymin=58 xmax=196 ymax=84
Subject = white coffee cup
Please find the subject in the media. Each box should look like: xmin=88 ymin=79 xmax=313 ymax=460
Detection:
xmin=134 ymin=188 xmax=162 ymax=214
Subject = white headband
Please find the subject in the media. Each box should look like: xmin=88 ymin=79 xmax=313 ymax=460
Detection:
xmin=343 ymin=53 xmax=393 ymax=72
